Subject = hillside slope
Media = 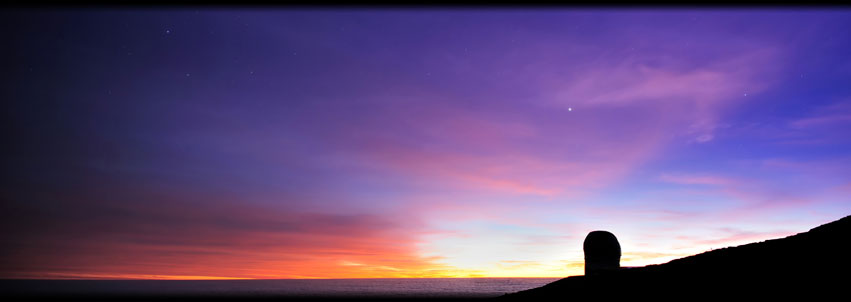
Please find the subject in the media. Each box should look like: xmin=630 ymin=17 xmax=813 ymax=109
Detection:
xmin=499 ymin=215 xmax=851 ymax=300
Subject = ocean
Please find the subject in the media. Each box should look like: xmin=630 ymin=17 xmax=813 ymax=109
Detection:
xmin=1 ymin=278 xmax=561 ymax=298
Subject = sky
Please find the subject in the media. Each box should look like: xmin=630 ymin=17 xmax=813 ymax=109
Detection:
xmin=2 ymin=9 xmax=851 ymax=279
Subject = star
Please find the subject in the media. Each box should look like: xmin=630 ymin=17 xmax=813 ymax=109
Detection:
xmin=165 ymin=29 xmax=171 ymax=34
xmin=568 ymin=107 xmax=573 ymax=112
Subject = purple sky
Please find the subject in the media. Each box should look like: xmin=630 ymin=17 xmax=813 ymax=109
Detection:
xmin=2 ymin=9 xmax=851 ymax=279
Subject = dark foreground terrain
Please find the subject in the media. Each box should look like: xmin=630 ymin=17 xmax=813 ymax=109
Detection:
xmin=3 ymin=215 xmax=849 ymax=301
xmin=500 ymin=214 xmax=851 ymax=300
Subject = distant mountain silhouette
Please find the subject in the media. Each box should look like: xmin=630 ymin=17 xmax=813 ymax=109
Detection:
xmin=499 ymin=215 xmax=851 ymax=300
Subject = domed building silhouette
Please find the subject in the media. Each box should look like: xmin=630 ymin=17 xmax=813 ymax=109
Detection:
xmin=583 ymin=230 xmax=621 ymax=276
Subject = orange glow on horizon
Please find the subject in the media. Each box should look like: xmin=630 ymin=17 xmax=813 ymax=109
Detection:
xmin=1 ymin=237 xmax=792 ymax=280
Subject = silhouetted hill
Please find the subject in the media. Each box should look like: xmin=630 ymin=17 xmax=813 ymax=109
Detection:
xmin=499 ymin=215 xmax=851 ymax=300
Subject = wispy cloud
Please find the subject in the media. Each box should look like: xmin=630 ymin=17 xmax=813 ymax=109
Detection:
xmin=789 ymin=99 xmax=851 ymax=129
xmin=658 ymin=173 xmax=737 ymax=186
xmin=547 ymin=47 xmax=779 ymax=144
xmin=0 ymin=186 xmax=453 ymax=279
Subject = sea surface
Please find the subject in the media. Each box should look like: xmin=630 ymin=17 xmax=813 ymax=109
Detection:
xmin=1 ymin=278 xmax=561 ymax=298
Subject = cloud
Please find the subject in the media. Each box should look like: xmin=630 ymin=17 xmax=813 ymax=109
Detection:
xmin=658 ymin=173 xmax=737 ymax=186
xmin=789 ymin=113 xmax=851 ymax=129
xmin=0 ymin=185 xmax=454 ymax=279
xmin=547 ymin=47 xmax=779 ymax=144
xmin=341 ymin=115 xmax=658 ymax=198
xmin=789 ymin=99 xmax=851 ymax=129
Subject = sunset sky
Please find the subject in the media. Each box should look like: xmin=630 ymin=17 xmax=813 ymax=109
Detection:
xmin=2 ymin=9 xmax=851 ymax=279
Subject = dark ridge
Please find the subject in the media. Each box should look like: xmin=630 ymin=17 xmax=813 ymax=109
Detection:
xmin=499 ymin=214 xmax=851 ymax=300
